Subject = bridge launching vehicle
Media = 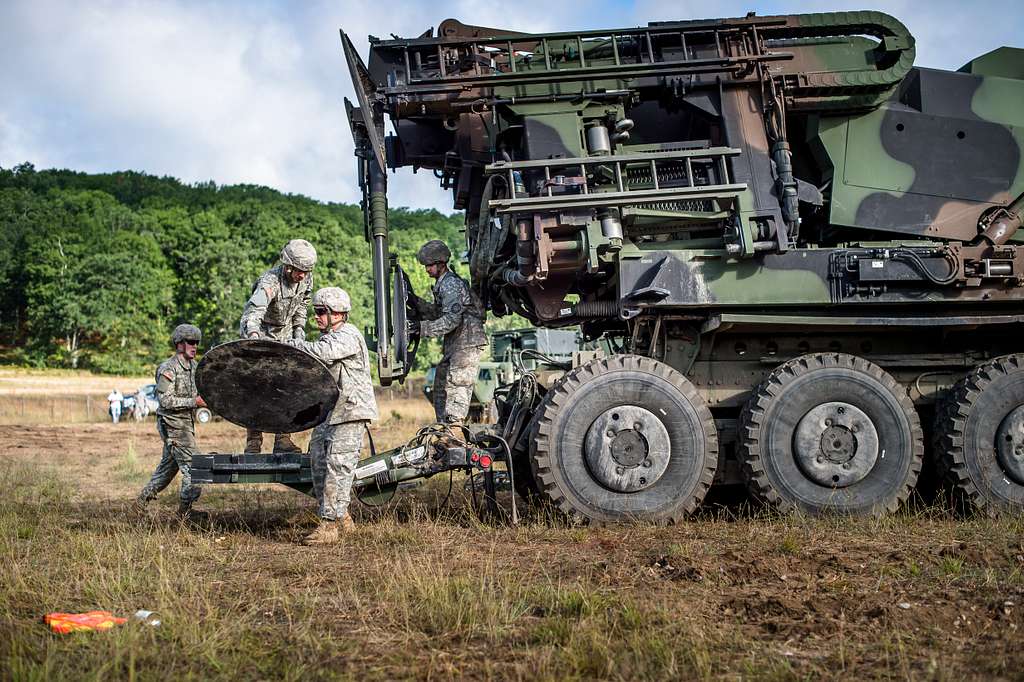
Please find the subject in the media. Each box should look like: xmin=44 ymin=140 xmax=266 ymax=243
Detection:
xmin=343 ymin=12 xmax=1024 ymax=522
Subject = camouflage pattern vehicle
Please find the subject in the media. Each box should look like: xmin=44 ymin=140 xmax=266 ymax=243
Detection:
xmin=343 ymin=12 xmax=1024 ymax=522
xmin=423 ymin=327 xmax=578 ymax=421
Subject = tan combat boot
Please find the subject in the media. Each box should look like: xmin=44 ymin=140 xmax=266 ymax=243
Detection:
xmin=175 ymin=501 xmax=209 ymax=525
xmin=340 ymin=515 xmax=356 ymax=532
xmin=128 ymin=497 xmax=148 ymax=517
xmin=273 ymin=433 xmax=302 ymax=454
xmin=435 ymin=422 xmax=465 ymax=448
xmin=302 ymin=519 xmax=340 ymax=545
xmin=244 ymin=429 xmax=264 ymax=454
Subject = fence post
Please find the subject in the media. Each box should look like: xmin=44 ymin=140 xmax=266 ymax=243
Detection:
xmin=86 ymin=395 xmax=91 ymax=422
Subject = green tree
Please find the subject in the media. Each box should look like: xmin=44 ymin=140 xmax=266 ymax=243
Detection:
xmin=21 ymin=190 xmax=174 ymax=371
xmin=0 ymin=164 xmax=477 ymax=375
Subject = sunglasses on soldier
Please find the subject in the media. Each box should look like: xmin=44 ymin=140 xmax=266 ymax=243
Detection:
xmin=182 ymin=339 xmax=200 ymax=346
xmin=313 ymin=307 xmax=331 ymax=316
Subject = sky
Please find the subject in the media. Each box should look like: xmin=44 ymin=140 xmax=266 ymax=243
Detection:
xmin=1 ymin=0 xmax=1021 ymax=212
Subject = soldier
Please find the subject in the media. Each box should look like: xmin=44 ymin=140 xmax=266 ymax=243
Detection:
xmin=285 ymin=287 xmax=377 ymax=545
xmin=239 ymin=238 xmax=317 ymax=454
xmin=409 ymin=239 xmax=487 ymax=428
xmin=133 ymin=323 xmax=207 ymax=521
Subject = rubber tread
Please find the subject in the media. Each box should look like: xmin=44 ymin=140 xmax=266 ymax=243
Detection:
xmin=529 ymin=354 xmax=718 ymax=524
xmin=739 ymin=352 xmax=923 ymax=515
xmin=933 ymin=353 xmax=1024 ymax=515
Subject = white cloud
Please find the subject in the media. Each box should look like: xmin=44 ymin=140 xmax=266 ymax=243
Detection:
xmin=1 ymin=0 xmax=1020 ymax=212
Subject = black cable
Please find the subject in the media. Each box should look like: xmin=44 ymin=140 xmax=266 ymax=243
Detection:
xmin=491 ymin=433 xmax=518 ymax=525
xmin=468 ymin=432 xmax=519 ymax=525
xmin=364 ymin=423 xmax=377 ymax=459
xmin=893 ymin=249 xmax=959 ymax=285
xmin=468 ymin=468 xmax=479 ymax=517
xmin=434 ymin=469 xmax=455 ymax=516
xmin=519 ymin=349 xmax=571 ymax=370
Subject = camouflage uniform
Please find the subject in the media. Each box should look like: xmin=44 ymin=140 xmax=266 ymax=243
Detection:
xmin=414 ymin=270 xmax=487 ymax=423
xmin=240 ymin=263 xmax=314 ymax=453
xmin=287 ymin=321 xmax=378 ymax=522
xmin=139 ymin=354 xmax=202 ymax=507
xmin=239 ymin=264 xmax=314 ymax=342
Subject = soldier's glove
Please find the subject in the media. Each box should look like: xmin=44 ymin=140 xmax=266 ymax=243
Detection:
xmin=406 ymin=320 xmax=421 ymax=339
xmin=292 ymin=327 xmax=306 ymax=341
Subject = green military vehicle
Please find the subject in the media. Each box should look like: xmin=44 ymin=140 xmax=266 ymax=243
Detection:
xmin=423 ymin=327 xmax=578 ymax=421
xmin=344 ymin=12 xmax=1024 ymax=522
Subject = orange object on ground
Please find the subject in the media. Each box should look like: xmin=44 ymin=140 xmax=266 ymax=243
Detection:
xmin=44 ymin=611 xmax=127 ymax=634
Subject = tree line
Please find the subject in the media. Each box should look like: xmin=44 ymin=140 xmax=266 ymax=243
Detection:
xmin=0 ymin=163 xmax=469 ymax=375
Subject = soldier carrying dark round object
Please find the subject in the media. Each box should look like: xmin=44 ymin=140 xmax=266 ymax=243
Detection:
xmin=408 ymin=239 xmax=487 ymax=428
xmin=239 ymin=239 xmax=317 ymax=455
xmin=284 ymin=286 xmax=378 ymax=545
xmin=132 ymin=323 xmax=208 ymax=522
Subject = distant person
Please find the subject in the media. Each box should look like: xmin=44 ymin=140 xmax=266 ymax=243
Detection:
xmin=239 ymin=239 xmax=316 ymax=454
xmin=407 ymin=240 xmax=486 ymax=429
xmin=133 ymin=387 xmax=151 ymax=421
xmin=285 ymin=287 xmax=377 ymax=545
xmin=107 ymin=389 xmax=123 ymax=424
xmin=132 ymin=324 xmax=208 ymax=522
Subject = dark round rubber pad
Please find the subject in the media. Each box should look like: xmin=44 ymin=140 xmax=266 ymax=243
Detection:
xmin=196 ymin=339 xmax=339 ymax=433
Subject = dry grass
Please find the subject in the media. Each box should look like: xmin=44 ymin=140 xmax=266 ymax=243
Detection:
xmin=1 ymin=376 xmax=1024 ymax=679
xmin=0 ymin=367 xmax=436 ymax=426
xmin=0 ymin=367 xmax=151 ymax=396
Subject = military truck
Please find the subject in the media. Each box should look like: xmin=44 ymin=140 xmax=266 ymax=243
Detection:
xmin=423 ymin=327 xmax=578 ymax=421
xmin=343 ymin=12 xmax=1024 ymax=522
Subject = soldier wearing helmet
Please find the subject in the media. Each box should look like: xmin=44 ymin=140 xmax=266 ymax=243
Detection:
xmin=284 ymin=286 xmax=378 ymax=545
xmin=409 ymin=239 xmax=487 ymax=427
xmin=239 ymin=239 xmax=318 ymax=454
xmin=132 ymin=323 xmax=208 ymax=521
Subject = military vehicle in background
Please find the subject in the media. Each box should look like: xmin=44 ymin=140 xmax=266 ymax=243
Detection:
xmin=423 ymin=327 xmax=578 ymax=421
xmin=343 ymin=11 xmax=1024 ymax=522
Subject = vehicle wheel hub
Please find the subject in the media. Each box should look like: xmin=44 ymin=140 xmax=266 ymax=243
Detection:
xmin=584 ymin=405 xmax=670 ymax=492
xmin=794 ymin=402 xmax=878 ymax=488
xmin=996 ymin=405 xmax=1024 ymax=485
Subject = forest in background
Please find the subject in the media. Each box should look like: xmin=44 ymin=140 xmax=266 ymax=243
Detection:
xmin=0 ymin=162 xmax=491 ymax=375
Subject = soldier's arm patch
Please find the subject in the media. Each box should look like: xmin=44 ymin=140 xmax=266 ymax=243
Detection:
xmin=156 ymin=370 xmax=174 ymax=393
xmin=248 ymin=288 xmax=270 ymax=307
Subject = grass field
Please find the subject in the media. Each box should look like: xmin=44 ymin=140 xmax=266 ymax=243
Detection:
xmin=1 ymin=370 xmax=1023 ymax=679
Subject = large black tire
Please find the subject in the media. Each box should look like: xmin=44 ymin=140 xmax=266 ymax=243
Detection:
xmin=740 ymin=353 xmax=922 ymax=516
xmin=934 ymin=354 xmax=1024 ymax=515
xmin=530 ymin=355 xmax=717 ymax=523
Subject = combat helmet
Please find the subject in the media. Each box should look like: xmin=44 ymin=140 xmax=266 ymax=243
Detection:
xmin=313 ymin=287 xmax=351 ymax=313
xmin=280 ymin=239 xmax=318 ymax=271
xmin=416 ymin=240 xmax=451 ymax=265
xmin=171 ymin=323 xmax=202 ymax=346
